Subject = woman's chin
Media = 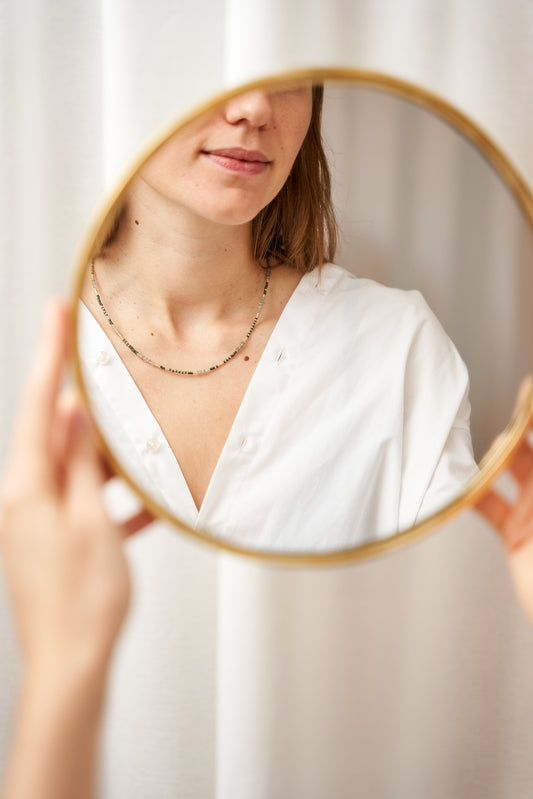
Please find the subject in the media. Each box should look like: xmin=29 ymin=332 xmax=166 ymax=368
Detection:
xmin=199 ymin=207 xmax=262 ymax=228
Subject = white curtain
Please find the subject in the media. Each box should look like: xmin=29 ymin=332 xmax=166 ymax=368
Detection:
xmin=1 ymin=1 xmax=533 ymax=796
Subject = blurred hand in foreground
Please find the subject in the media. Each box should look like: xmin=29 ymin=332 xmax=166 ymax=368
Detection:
xmin=476 ymin=408 xmax=533 ymax=626
xmin=0 ymin=298 xmax=150 ymax=799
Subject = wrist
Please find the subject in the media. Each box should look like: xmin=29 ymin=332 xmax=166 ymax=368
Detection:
xmin=3 ymin=663 xmax=107 ymax=799
xmin=20 ymin=656 xmax=109 ymax=721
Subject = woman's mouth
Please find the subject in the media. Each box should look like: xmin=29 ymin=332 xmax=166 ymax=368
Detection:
xmin=202 ymin=148 xmax=271 ymax=175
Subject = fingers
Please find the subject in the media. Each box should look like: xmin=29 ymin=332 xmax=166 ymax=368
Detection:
xmin=5 ymin=299 xmax=69 ymax=490
xmin=63 ymin=402 xmax=110 ymax=520
xmin=476 ymin=432 xmax=533 ymax=551
xmin=121 ymin=508 xmax=155 ymax=537
xmin=510 ymin=472 xmax=533 ymax=535
xmin=507 ymin=438 xmax=533 ymax=488
xmin=90 ymin=445 xmax=155 ymax=536
xmin=98 ymin=454 xmax=116 ymax=483
xmin=64 ymin=402 xmax=154 ymax=538
xmin=475 ymin=490 xmax=512 ymax=534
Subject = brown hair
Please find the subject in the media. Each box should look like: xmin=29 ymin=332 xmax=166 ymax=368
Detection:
xmin=251 ymin=85 xmax=337 ymax=272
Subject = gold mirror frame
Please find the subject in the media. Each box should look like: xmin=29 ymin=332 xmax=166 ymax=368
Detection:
xmin=70 ymin=67 xmax=533 ymax=566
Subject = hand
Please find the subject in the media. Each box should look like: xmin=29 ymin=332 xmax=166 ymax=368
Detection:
xmin=0 ymin=299 xmax=155 ymax=799
xmin=476 ymin=426 xmax=533 ymax=625
xmin=0 ymin=299 xmax=132 ymax=682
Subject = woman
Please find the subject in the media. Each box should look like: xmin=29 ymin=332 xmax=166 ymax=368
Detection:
xmin=79 ymin=84 xmax=476 ymax=550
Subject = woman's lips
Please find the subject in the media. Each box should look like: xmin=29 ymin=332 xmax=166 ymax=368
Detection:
xmin=202 ymin=148 xmax=271 ymax=175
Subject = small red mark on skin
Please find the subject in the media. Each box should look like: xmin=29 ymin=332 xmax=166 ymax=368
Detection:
xmin=150 ymin=332 xmax=154 ymax=336
xmin=134 ymin=219 xmax=139 ymax=225
xmin=244 ymin=356 xmax=250 ymax=361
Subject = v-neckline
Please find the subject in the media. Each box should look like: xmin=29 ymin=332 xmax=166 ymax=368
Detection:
xmin=79 ymin=267 xmax=331 ymax=525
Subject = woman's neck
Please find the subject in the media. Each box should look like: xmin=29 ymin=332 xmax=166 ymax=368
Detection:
xmin=96 ymin=193 xmax=265 ymax=332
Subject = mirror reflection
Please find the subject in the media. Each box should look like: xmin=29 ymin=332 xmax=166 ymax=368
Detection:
xmin=75 ymin=78 xmax=533 ymax=554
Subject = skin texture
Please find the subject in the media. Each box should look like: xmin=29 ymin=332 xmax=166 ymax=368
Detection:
xmin=136 ymin=86 xmax=313 ymax=228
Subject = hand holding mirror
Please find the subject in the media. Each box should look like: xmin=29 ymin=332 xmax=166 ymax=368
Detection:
xmin=70 ymin=69 xmax=533 ymax=564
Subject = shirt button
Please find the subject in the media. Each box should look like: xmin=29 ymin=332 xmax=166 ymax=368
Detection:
xmin=96 ymin=350 xmax=111 ymax=365
xmin=240 ymin=436 xmax=257 ymax=454
xmin=146 ymin=437 xmax=161 ymax=453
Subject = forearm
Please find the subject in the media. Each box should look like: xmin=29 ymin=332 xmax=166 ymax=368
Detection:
xmin=2 ymin=667 xmax=107 ymax=799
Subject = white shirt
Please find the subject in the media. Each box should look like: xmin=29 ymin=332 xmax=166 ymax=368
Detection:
xmin=79 ymin=263 xmax=477 ymax=552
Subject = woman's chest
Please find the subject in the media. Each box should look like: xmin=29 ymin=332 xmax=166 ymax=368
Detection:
xmin=121 ymin=348 xmax=267 ymax=510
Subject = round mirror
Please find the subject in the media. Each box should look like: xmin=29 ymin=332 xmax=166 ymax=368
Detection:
xmin=70 ymin=68 xmax=533 ymax=563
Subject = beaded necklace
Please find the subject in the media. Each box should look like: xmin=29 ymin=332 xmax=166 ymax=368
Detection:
xmin=90 ymin=260 xmax=271 ymax=376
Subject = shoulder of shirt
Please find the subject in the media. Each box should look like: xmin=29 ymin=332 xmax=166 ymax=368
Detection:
xmin=313 ymin=262 xmax=439 ymax=323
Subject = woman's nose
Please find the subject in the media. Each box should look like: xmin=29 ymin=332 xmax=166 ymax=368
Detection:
xmin=223 ymin=91 xmax=273 ymax=129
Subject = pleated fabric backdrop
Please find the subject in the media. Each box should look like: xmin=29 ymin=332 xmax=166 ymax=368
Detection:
xmin=1 ymin=1 xmax=533 ymax=796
